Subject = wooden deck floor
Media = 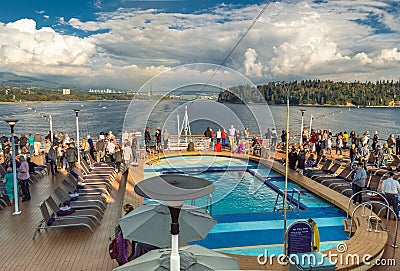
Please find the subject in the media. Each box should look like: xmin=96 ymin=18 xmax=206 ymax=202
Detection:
xmin=0 ymin=160 xmax=124 ymax=271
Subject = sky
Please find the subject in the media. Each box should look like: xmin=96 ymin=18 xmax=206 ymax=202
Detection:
xmin=0 ymin=0 xmax=400 ymax=90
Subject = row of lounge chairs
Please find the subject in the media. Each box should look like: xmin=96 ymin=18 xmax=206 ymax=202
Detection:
xmin=33 ymin=158 xmax=118 ymax=239
xmin=305 ymin=158 xmax=400 ymax=214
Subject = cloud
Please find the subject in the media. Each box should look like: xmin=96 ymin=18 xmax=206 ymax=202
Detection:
xmin=0 ymin=18 xmax=96 ymax=69
xmin=0 ymin=1 xmax=400 ymax=89
xmin=244 ymin=48 xmax=263 ymax=77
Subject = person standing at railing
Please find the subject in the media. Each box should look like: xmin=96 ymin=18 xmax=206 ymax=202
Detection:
xmin=144 ymin=128 xmax=151 ymax=152
xmin=381 ymin=171 xmax=400 ymax=219
xmin=155 ymin=127 xmax=162 ymax=152
xmin=271 ymin=128 xmax=277 ymax=150
xmin=47 ymin=144 xmax=58 ymax=175
xmin=96 ymin=136 xmax=106 ymax=162
xmin=123 ymin=141 xmax=132 ymax=168
xmin=34 ymin=132 xmax=42 ymax=156
xmin=81 ymin=138 xmax=90 ymax=162
xmin=163 ymin=129 xmax=169 ymax=151
xmin=216 ymin=128 xmax=222 ymax=144
xmin=87 ymin=135 xmax=94 ymax=160
xmin=27 ymin=133 xmax=34 ymax=155
xmin=130 ymin=133 xmax=138 ymax=164
xmin=2 ymin=167 xmax=14 ymax=206
xmin=244 ymin=127 xmax=249 ymax=140
xmin=228 ymin=125 xmax=236 ymax=149
xmin=351 ymin=165 xmax=366 ymax=205
xmin=221 ymin=129 xmax=227 ymax=146
xmin=18 ymin=155 xmax=31 ymax=201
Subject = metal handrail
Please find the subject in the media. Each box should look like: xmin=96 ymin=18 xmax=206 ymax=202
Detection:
xmin=346 ymin=190 xmax=389 ymax=219
xmin=367 ymin=215 xmax=381 ymax=232
xmin=349 ymin=201 xmax=398 ymax=248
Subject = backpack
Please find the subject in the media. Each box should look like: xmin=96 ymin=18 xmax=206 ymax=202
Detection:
xmin=109 ymin=238 xmax=118 ymax=259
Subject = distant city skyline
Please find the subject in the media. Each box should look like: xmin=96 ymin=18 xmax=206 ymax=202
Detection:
xmin=1 ymin=0 xmax=399 ymax=90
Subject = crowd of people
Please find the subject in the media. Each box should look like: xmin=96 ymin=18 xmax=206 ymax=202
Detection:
xmin=284 ymin=128 xmax=400 ymax=172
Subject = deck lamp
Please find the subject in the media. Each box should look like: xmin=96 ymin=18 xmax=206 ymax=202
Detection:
xmin=73 ymin=109 xmax=81 ymax=164
xmin=4 ymin=119 xmax=21 ymax=215
xmin=134 ymin=175 xmax=214 ymax=271
xmin=299 ymin=109 xmax=306 ymax=146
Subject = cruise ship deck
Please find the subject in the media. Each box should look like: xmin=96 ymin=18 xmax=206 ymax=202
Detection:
xmin=0 ymin=152 xmax=398 ymax=270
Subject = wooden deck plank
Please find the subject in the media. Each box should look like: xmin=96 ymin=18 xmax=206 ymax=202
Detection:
xmin=0 ymin=156 xmax=125 ymax=271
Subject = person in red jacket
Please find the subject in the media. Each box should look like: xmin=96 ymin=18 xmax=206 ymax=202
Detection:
xmin=221 ymin=129 xmax=227 ymax=146
xmin=215 ymin=139 xmax=222 ymax=152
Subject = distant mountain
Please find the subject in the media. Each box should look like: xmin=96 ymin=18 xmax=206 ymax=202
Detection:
xmin=0 ymin=72 xmax=62 ymax=88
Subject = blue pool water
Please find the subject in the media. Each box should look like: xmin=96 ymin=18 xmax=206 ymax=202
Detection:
xmin=145 ymin=155 xmax=348 ymax=256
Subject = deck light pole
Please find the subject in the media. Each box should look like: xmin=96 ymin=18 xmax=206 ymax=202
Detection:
xmin=4 ymin=119 xmax=21 ymax=215
xmin=73 ymin=109 xmax=81 ymax=164
xmin=299 ymin=109 xmax=306 ymax=146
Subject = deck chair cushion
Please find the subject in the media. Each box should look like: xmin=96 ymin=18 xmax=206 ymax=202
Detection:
xmin=47 ymin=217 xmax=55 ymax=226
xmin=57 ymin=209 xmax=76 ymax=216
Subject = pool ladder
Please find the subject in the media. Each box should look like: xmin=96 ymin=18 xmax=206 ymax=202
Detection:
xmin=191 ymin=194 xmax=213 ymax=215
xmin=273 ymin=188 xmax=301 ymax=215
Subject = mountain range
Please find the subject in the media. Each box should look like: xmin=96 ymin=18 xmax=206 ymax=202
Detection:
xmin=0 ymin=72 xmax=62 ymax=88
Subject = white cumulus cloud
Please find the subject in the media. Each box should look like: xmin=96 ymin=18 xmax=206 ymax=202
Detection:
xmin=244 ymin=48 xmax=263 ymax=77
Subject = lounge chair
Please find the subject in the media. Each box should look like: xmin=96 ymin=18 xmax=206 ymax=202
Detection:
xmin=68 ymin=172 xmax=112 ymax=187
xmin=309 ymin=162 xmax=341 ymax=179
xmin=45 ymin=196 xmax=103 ymax=224
xmin=54 ymin=187 xmax=106 ymax=213
xmin=315 ymin=166 xmax=353 ymax=183
xmin=82 ymin=159 xmax=116 ymax=174
xmin=33 ymin=202 xmax=96 ymax=239
xmin=61 ymin=179 xmax=110 ymax=196
xmin=369 ymin=159 xmax=400 ymax=176
xmin=55 ymin=185 xmax=107 ymax=206
xmin=304 ymin=159 xmax=333 ymax=177
xmin=67 ymin=174 xmax=112 ymax=192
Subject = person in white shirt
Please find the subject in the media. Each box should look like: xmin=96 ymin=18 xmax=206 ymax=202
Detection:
xmin=216 ymin=128 xmax=222 ymax=142
xmin=228 ymin=125 xmax=236 ymax=149
xmin=381 ymin=172 xmax=400 ymax=219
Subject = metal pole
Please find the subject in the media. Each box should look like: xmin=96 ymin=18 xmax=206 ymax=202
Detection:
xmin=184 ymin=106 xmax=188 ymax=144
xmin=299 ymin=110 xmax=306 ymax=146
xmin=177 ymin=114 xmax=180 ymax=146
xmin=169 ymin=206 xmax=181 ymax=271
xmin=283 ymin=88 xmax=290 ymax=255
xmin=5 ymin=120 xmax=21 ymax=215
xmin=74 ymin=110 xmax=81 ymax=164
xmin=309 ymin=114 xmax=313 ymax=132
xmin=49 ymin=115 xmax=53 ymax=145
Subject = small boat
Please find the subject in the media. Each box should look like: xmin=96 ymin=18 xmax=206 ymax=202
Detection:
xmin=102 ymin=106 xmax=107 ymax=109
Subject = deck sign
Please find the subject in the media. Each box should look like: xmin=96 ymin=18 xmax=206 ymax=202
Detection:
xmin=287 ymin=221 xmax=312 ymax=255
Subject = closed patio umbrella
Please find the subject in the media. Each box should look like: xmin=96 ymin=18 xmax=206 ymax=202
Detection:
xmin=118 ymin=204 xmax=217 ymax=248
xmin=113 ymin=244 xmax=240 ymax=271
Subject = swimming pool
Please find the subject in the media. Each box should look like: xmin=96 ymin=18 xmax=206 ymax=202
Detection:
xmin=145 ymin=155 xmax=348 ymax=256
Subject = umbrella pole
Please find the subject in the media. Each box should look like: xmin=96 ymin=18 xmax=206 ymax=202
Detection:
xmin=169 ymin=206 xmax=181 ymax=271
xmin=171 ymin=234 xmax=180 ymax=271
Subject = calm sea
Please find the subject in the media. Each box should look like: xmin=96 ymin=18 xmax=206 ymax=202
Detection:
xmin=0 ymin=100 xmax=398 ymax=141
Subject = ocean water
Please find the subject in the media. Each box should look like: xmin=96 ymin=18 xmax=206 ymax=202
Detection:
xmin=0 ymin=100 xmax=399 ymax=141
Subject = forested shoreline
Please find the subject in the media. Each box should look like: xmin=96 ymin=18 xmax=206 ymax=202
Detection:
xmin=218 ymin=80 xmax=400 ymax=106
